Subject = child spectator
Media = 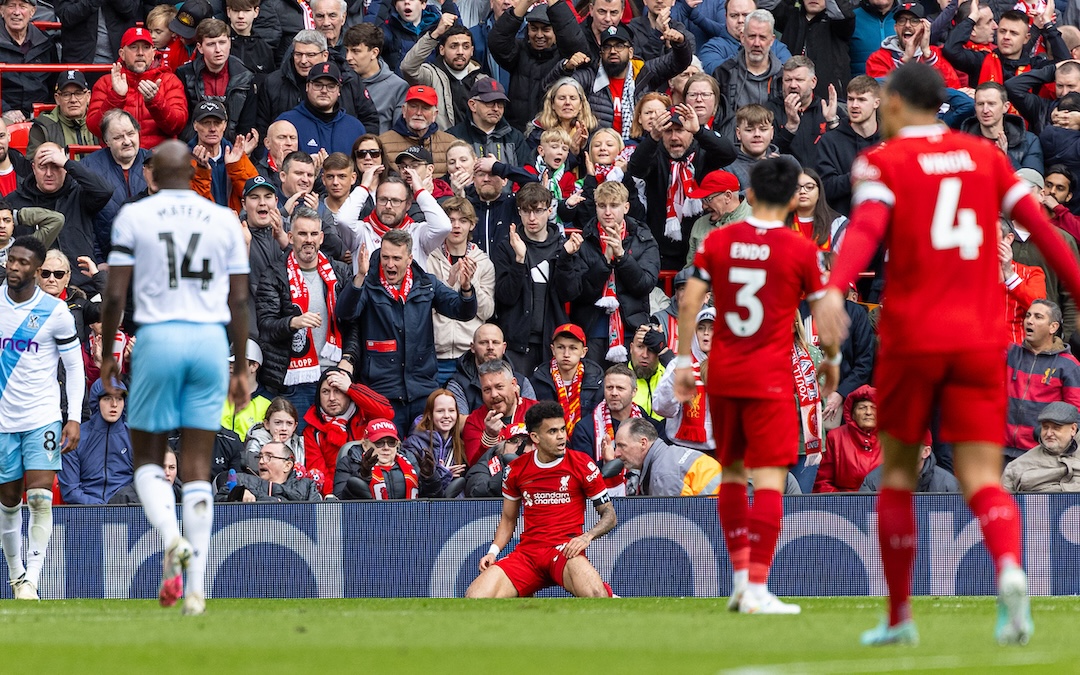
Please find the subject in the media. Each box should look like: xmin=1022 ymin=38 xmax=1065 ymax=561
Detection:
xmin=524 ymin=128 xmax=577 ymax=224
xmin=246 ymin=397 xmax=308 ymax=475
xmin=59 ymin=379 xmax=133 ymax=505
xmin=334 ymin=419 xmax=441 ymax=499
xmin=226 ymin=0 xmax=276 ymax=78
xmin=147 ymin=4 xmax=188 ymax=72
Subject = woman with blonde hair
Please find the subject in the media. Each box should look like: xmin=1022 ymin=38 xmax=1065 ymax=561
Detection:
xmin=527 ymin=78 xmax=598 ymax=159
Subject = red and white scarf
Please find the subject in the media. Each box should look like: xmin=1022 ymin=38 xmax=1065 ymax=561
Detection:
xmin=380 ymin=264 xmax=414 ymax=302
xmin=298 ymin=0 xmax=315 ymax=29
xmin=792 ymin=341 xmax=823 ymax=458
xmin=665 ymin=313 xmax=678 ymax=352
xmin=595 ymin=220 xmax=628 ymax=362
xmin=665 ymin=152 xmax=699 ymax=241
xmin=674 ymin=354 xmax=708 ymax=444
xmin=285 ymin=252 xmax=342 ymax=386
xmin=552 ymin=359 xmax=583 ymax=436
xmin=591 ymin=400 xmax=642 ymax=460
xmin=365 ymin=211 xmax=414 ymax=239
xmin=369 ymin=455 xmax=420 ymax=500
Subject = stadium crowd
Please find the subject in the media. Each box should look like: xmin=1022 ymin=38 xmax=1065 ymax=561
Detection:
xmin=4 ymin=0 xmax=1080 ymax=505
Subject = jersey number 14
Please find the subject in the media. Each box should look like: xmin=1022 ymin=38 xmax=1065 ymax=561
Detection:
xmin=930 ymin=177 xmax=982 ymax=260
xmin=158 ymin=232 xmax=213 ymax=290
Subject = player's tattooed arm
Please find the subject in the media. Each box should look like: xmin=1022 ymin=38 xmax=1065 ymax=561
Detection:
xmin=564 ymin=499 xmax=617 ymax=558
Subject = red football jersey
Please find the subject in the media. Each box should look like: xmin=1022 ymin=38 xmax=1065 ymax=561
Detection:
xmin=833 ymin=125 xmax=1030 ymax=356
xmin=501 ymin=449 xmax=608 ymax=549
xmin=694 ymin=217 xmax=824 ymax=400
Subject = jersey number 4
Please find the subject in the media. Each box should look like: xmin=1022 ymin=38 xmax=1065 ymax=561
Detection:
xmin=725 ymin=267 xmax=766 ymax=337
xmin=159 ymin=232 xmax=213 ymax=290
xmin=930 ymin=177 xmax=982 ymax=260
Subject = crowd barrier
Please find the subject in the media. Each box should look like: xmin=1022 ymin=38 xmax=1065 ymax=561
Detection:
xmin=10 ymin=494 xmax=1080 ymax=599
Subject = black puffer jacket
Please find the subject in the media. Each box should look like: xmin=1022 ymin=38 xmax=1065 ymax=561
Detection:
xmin=333 ymin=441 xmax=441 ymax=499
xmin=57 ymin=0 xmax=140 ymax=65
xmin=217 ymin=471 xmax=323 ymax=502
xmin=254 ymin=256 xmax=357 ymax=393
xmin=487 ymin=1 xmax=590 ymax=131
xmin=772 ymin=0 xmax=856 ymax=101
xmin=177 ymin=56 xmax=257 ymax=142
xmin=569 ymin=216 xmax=660 ymax=337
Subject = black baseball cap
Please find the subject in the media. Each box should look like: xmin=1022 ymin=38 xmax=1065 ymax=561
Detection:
xmin=307 ymin=61 xmax=342 ymax=84
xmin=395 ymin=146 xmax=434 ymax=164
xmin=193 ymin=100 xmax=228 ymax=122
xmin=169 ymin=0 xmax=213 ymax=40
xmin=55 ymin=69 xmax=88 ymax=92
xmin=600 ymin=24 xmax=633 ymax=45
xmin=242 ymin=175 xmax=280 ymax=198
xmin=894 ymin=2 xmax=926 ymax=19
xmin=525 ymin=5 xmax=551 ymax=24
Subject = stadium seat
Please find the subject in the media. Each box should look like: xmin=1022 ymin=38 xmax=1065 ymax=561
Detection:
xmin=32 ymin=103 xmax=56 ymax=118
xmin=7 ymin=121 xmax=33 ymax=155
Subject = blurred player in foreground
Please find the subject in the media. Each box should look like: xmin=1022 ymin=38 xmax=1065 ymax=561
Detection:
xmin=676 ymin=158 xmax=840 ymax=615
xmin=466 ymin=401 xmax=617 ymax=598
xmin=814 ymin=63 xmax=1080 ymax=646
xmin=100 ymin=142 xmax=251 ymax=616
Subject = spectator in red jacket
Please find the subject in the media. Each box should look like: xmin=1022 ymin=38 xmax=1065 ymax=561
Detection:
xmin=865 ymin=4 xmax=960 ymax=89
xmin=302 ymin=368 xmax=395 ymax=495
xmin=462 ymin=359 xmax=537 ymax=465
xmin=814 ymin=384 xmax=881 ymax=493
xmin=88 ymin=27 xmax=189 ymax=149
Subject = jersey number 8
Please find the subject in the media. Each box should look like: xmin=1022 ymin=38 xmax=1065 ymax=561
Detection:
xmin=930 ymin=177 xmax=983 ymax=260
xmin=158 ymin=232 xmax=214 ymax=290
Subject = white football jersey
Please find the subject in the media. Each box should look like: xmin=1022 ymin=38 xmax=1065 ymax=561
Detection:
xmin=108 ymin=189 xmax=250 ymax=325
xmin=0 ymin=286 xmax=80 ymax=433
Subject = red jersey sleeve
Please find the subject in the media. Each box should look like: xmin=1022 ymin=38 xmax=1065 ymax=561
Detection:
xmin=576 ymin=453 xmax=608 ymax=501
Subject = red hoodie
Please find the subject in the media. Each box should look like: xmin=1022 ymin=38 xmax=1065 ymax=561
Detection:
xmin=303 ymin=382 xmax=395 ymax=495
xmin=814 ymin=385 xmax=881 ymax=493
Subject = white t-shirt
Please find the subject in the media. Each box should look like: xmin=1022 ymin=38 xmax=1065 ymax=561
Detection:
xmin=108 ymin=189 xmax=250 ymax=325
xmin=0 ymin=286 xmax=84 ymax=433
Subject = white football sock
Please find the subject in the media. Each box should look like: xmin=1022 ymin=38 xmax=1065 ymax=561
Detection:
xmin=24 ymin=488 xmax=52 ymax=588
xmin=733 ymin=569 xmax=749 ymax=588
xmin=182 ymin=481 xmax=214 ymax=598
xmin=134 ymin=464 xmax=181 ymax=545
xmin=0 ymin=502 xmax=24 ymax=581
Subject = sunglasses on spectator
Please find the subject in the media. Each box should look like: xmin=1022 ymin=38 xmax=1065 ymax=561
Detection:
xmin=39 ymin=269 xmax=67 ymax=279
xmin=372 ymin=439 xmax=398 ymax=449
xmin=355 ymin=149 xmax=382 ymax=158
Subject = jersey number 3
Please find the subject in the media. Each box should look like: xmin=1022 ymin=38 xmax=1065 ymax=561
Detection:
xmin=159 ymin=232 xmax=213 ymax=290
xmin=726 ymin=267 xmax=766 ymax=337
xmin=930 ymin=177 xmax=982 ymax=260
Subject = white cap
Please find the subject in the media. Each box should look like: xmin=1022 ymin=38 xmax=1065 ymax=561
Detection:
xmin=229 ymin=338 xmax=263 ymax=366
xmin=695 ymin=307 xmax=716 ymax=325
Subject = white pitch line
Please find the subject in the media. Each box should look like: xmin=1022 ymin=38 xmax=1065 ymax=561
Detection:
xmin=718 ymin=651 xmax=1056 ymax=674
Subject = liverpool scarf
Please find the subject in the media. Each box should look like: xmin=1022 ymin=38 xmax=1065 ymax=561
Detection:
xmin=365 ymin=211 xmax=414 ymax=238
xmin=592 ymin=400 xmax=642 ymax=460
xmin=665 ymin=152 xmax=698 ymax=241
xmin=380 ymin=264 xmax=413 ymax=302
xmin=552 ymin=359 xmax=583 ymax=436
xmin=285 ymin=252 xmax=342 ymax=386
xmin=792 ymin=341 xmax=823 ymax=457
xmin=595 ymin=220 xmax=628 ymax=362
xmin=674 ymin=354 xmax=708 ymax=443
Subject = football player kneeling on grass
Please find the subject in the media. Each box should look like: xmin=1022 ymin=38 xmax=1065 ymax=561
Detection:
xmin=466 ymin=401 xmax=617 ymax=598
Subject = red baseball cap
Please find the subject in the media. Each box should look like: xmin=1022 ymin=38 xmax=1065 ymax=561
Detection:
xmin=551 ymin=323 xmax=586 ymax=344
xmin=365 ymin=418 xmax=400 ymax=442
xmin=405 ymin=85 xmax=438 ymax=107
xmin=121 ymin=27 xmax=153 ymax=48
xmin=687 ymin=170 xmax=740 ymax=199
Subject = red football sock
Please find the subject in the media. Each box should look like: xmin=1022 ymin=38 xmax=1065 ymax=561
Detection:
xmin=718 ymin=482 xmax=749 ymax=572
xmin=747 ymin=488 xmax=782 ymax=585
xmin=968 ymin=484 xmax=1022 ymax=573
xmin=878 ymin=487 xmax=916 ymax=627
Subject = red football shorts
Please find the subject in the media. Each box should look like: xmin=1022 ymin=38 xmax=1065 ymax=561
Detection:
xmin=710 ymin=396 xmax=799 ymax=469
xmin=874 ymin=349 xmax=1006 ymax=445
xmin=495 ymin=544 xmax=578 ymax=597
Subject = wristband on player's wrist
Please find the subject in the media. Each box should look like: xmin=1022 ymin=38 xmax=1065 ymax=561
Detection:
xmin=673 ymin=355 xmax=693 ymax=369
xmin=487 ymin=544 xmax=500 ymax=557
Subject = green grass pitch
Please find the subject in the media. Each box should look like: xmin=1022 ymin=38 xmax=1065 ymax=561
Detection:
xmin=1 ymin=597 xmax=1077 ymax=673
